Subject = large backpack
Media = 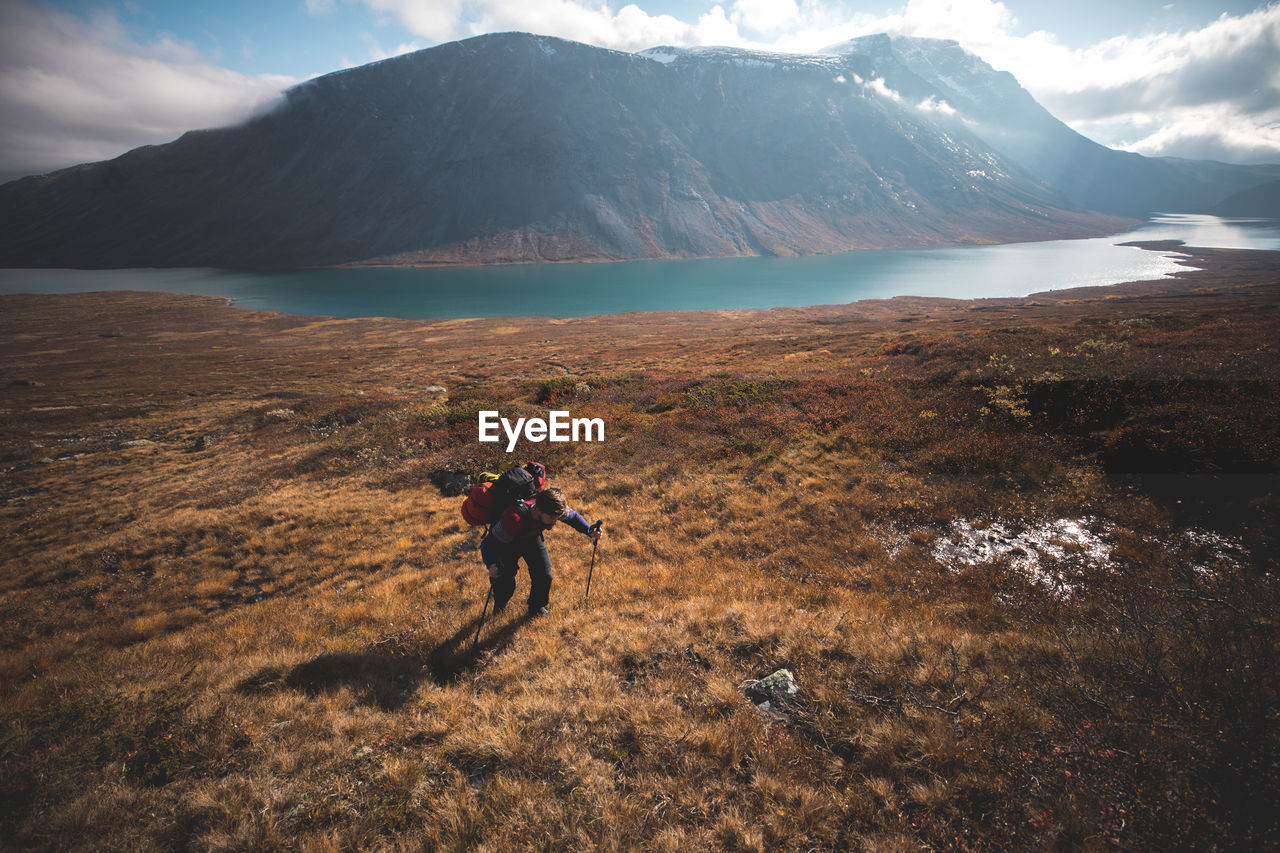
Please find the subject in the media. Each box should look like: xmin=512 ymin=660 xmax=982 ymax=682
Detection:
xmin=460 ymin=462 xmax=547 ymax=527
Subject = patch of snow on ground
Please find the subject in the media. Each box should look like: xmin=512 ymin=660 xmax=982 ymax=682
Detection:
xmin=934 ymin=517 xmax=1114 ymax=598
xmin=933 ymin=73 xmax=975 ymax=103
xmin=930 ymin=519 xmax=1255 ymax=597
xmin=644 ymin=50 xmax=678 ymax=64
xmin=1183 ymin=528 xmax=1250 ymax=576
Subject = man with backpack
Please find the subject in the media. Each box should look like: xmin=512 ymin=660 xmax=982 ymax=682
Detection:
xmin=480 ymin=485 xmax=602 ymax=617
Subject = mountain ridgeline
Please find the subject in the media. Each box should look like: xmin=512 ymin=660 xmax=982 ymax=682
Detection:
xmin=2 ymin=32 xmax=1276 ymax=269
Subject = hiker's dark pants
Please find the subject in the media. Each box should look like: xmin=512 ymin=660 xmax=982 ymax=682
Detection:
xmin=489 ymin=535 xmax=552 ymax=612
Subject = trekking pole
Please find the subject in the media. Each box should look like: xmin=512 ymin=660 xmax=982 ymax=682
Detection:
xmin=583 ymin=521 xmax=604 ymax=606
xmin=472 ymin=522 xmax=493 ymax=647
xmin=473 ymin=586 xmax=492 ymax=647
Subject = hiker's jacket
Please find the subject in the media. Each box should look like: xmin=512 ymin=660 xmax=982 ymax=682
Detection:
xmin=480 ymin=499 xmax=590 ymax=566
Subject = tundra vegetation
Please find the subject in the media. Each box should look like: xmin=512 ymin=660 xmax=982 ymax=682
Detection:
xmin=1 ymin=245 xmax=1277 ymax=851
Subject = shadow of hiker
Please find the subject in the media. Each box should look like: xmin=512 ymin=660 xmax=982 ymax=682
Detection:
xmin=425 ymin=610 xmax=526 ymax=686
xmin=287 ymin=652 xmax=424 ymax=711
xmin=235 ymin=611 xmax=531 ymax=709
xmin=237 ymin=650 xmax=424 ymax=711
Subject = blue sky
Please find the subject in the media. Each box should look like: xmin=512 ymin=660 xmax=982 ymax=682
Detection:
xmin=2 ymin=1 xmax=1278 ymax=179
xmin=37 ymin=0 xmax=1269 ymax=78
xmin=38 ymin=0 xmax=1270 ymax=78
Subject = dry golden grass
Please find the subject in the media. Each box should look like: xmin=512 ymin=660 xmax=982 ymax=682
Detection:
xmin=2 ymin=246 xmax=1279 ymax=850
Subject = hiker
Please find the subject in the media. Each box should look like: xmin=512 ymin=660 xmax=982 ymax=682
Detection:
xmin=480 ymin=486 xmax=602 ymax=617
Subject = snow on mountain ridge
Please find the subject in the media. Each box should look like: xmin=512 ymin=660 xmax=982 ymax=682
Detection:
xmin=640 ymin=44 xmax=845 ymax=71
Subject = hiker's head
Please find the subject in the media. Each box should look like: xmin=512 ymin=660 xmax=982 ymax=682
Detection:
xmin=533 ymin=487 xmax=567 ymax=524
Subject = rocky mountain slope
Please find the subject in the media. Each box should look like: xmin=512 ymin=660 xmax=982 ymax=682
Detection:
xmin=838 ymin=34 xmax=1280 ymax=218
xmin=0 ymin=32 xmax=1268 ymax=269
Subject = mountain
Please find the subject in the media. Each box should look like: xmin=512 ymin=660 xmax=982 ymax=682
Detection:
xmin=1213 ymin=179 xmax=1280 ymax=218
xmin=0 ymin=32 xmax=1264 ymax=269
xmin=830 ymin=35 xmax=1280 ymax=217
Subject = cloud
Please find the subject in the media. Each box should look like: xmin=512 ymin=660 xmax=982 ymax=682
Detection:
xmin=362 ymin=33 xmax=426 ymax=62
xmin=865 ymin=77 xmax=902 ymax=102
xmin=753 ymin=0 xmax=1027 ymax=55
xmin=731 ymin=0 xmax=801 ymax=35
xmin=918 ymin=95 xmax=957 ymax=115
xmin=1072 ymin=104 xmax=1280 ymax=164
xmin=0 ymin=1 xmax=296 ymax=182
xmin=348 ymin=0 xmax=744 ymax=53
xmin=1014 ymin=6 xmax=1280 ymax=163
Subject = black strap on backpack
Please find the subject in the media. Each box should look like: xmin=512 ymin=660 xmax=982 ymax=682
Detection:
xmin=487 ymin=465 xmax=539 ymax=525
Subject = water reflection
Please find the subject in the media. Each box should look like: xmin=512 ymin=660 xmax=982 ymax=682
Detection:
xmin=1130 ymin=214 xmax=1280 ymax=250
xmin=1 ymin=214 xmax=1277 ymax=319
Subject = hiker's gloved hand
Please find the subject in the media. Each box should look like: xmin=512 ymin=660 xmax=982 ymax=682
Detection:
xmin=487 ymin=563 xmax=501 ymax=579
xmin=588 ymin=526 xmax=603 ymax=541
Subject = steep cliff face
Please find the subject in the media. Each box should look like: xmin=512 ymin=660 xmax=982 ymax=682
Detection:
xmin=0 ymin=32 xmax=1180 ymax=269
xmin=837 ymin=34 xmax=1280 ymax=217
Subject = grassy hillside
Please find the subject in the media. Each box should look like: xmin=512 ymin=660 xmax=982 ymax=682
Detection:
xmin=2 ymin=246 xmax=1278 ymax=850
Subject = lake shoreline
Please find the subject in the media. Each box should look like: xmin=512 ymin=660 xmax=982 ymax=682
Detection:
xmin=330 ymin=217 xmax=1142 ymax=270
xmin=3 ymin=241 xmax=1274 ymax=330
xmin=5 ymin=215 xmax=1273 ymax=321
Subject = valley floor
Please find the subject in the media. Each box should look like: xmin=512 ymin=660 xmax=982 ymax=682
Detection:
xmin=1 ymin=246 xmax=1278 ymax=850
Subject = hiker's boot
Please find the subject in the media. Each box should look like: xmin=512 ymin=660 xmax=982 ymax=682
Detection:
xmin=527 ymin=605 xmax=550 ymax=618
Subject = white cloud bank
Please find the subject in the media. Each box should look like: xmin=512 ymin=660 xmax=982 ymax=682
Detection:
xmin=357 ymin=0 xmax=741 ymax=52
xmin=0 ymin=2 xmax=296 ymax=181
xmin=1022 ymin=5 xmax=1280 ymax=164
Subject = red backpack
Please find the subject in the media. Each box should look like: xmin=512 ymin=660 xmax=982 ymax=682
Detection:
xmin=460 ymin=462 xmax=547 ymax=527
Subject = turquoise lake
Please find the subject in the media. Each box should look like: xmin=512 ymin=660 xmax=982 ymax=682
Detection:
xmin=2 ymin=214 xmax=1277 ymax=320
